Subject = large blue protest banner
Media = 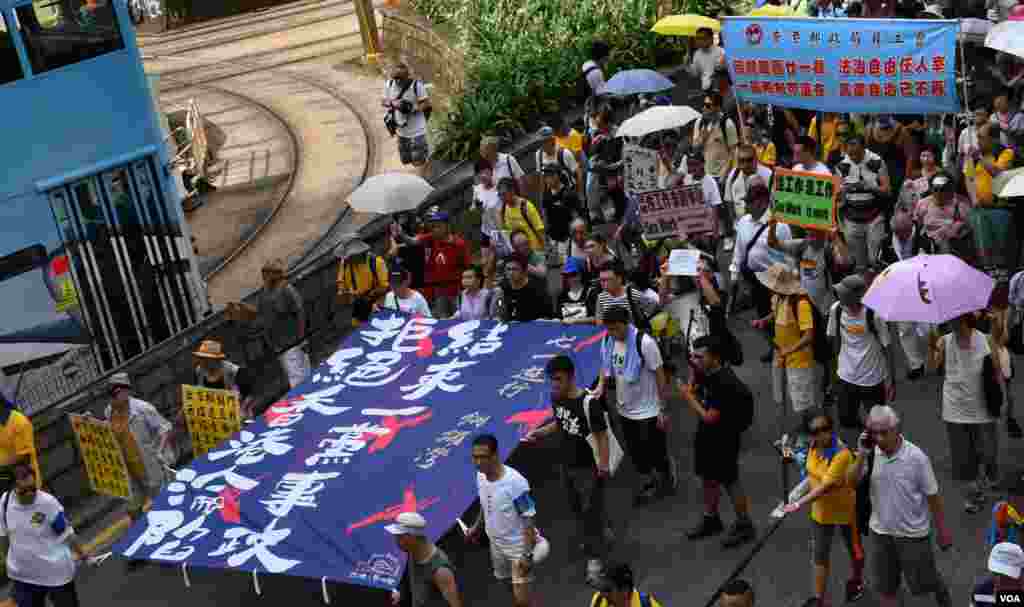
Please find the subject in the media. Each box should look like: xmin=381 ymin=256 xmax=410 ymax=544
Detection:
xmin=113 ymin=314 xmax=604 ymax=590
xmin=722 ymin=18 xmax=960 ymax=114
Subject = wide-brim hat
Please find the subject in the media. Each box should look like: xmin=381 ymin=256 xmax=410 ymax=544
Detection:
xmin=193 ymin=339 xmax=225 ymax=360
xmin=756 ymin=263 xmax=803 ymax=295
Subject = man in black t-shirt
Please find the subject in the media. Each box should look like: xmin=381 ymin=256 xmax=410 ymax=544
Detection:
xmin=682 ymin=335 xmax=757 ymax=550
xmin=522 ymin=355 xmax=610 ymax=584
xmin=498 ymin=256 xmax=553 ymax=321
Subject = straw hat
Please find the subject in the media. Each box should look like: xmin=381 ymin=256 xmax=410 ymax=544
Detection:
xmin=756 ymin=263 xmax=804 ymax=295
xmin=193 ymin=339 xmax=225 ymax=360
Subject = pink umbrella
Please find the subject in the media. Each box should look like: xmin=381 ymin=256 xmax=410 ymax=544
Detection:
xmin=863 ymin=254 xmax=994 ymax=324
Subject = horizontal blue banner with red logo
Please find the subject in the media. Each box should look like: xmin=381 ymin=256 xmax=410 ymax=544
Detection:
xmin=722 ymin=17 xmax=960 ymax=114
xmin=112 ymin=314 xmax=603 ymax=590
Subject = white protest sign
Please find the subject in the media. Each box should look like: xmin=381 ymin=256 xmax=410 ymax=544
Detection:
xmin=623 ymin=143 xmax=660 ymax=196
xmin=666 ymin=249 xmax=700 ymax=276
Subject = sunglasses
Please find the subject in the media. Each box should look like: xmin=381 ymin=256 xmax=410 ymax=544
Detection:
xmin=703 ymin=103 xmax=714 ymax=109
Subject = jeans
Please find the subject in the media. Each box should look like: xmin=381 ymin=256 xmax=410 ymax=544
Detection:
xmin=618 ymin=415 xmax=671 ymax=481
xmin=561 ymin=465 xmax=609 ymax=559
xmin=843 ymin=215 xmax=886 ymax=271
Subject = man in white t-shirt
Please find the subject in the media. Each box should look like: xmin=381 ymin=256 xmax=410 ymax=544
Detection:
xmin=826 ymin=275 xmax=895 ymax=441
xmin=594 ymin=307 xmax=674 ymax=505
xmin=467 ymin=434 xmax=543 ymax=607
xmin=688 ymin=27 xmax=725 ymax=92
xmin=723 ymin=143 xmax=774 ymax=248
xmin=847 ymin=406 xmax=953 ymax=607
xmin=474 ymin=159 xmax=503 ymax=239
xmin=582 ymin=40 xmax=610 ymax=98
xmin=1 ymin=464 xmax=91 ymax=607
xmin=382 ymin=62 xmax=431 ymax=175
xmin=792 ymin=136 xmax=832 ymax=176
xmin=481 ymin=136 xmax=526 ymax=195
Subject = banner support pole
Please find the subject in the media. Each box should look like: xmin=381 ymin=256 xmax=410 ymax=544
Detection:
xmin=958 ymin=37 xmax=971 ymax=114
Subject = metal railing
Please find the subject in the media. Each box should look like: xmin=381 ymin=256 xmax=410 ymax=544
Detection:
xmin=30 ymin=167 xmax=482 ymax=520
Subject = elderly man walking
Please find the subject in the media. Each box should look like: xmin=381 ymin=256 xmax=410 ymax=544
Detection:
xmin=847 ymin=405 xmax=953 ymax=607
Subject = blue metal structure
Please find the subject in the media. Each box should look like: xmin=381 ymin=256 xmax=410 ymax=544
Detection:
xmin=0 ymin=0 xmax=205 ymax=372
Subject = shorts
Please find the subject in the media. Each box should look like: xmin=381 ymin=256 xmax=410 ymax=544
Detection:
xmin=871 ymin=532 xmax=943 ymax=596
xmin=490 ymin=543 xmax=536 ymax=585
xmin=775 ymin=365 xmax=820 ymax=412
xmin=810 ymin=520 xmax=863 ymax=566
xmin=398 ymin=134 xmax=429 ymax=165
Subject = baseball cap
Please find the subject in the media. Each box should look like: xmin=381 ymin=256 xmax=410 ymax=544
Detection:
xmin=424 ymin=209 xmax=449 ymax=223
xmin=601 ymin=306 xmax=630 ymax=325
xmin=876 ymin=115 xmax=896 ymax=129
xmin=385 ymin=512 xmax=427 ymax=536
xmin=563 ymin=257 xmax=584 ymax=274
xmin=537 ymin=125 xmax=555 ymax=138
xmin=109 ymin=372 xmax=132 ymax=388
xmin=990 ymin=542 xmax=1024 ymax=578
xmin=835 ymin=274 xmax=867 ymax=306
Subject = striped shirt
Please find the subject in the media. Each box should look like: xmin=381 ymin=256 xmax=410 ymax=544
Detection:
xmin=596 ymin=287 xmax=659 ymax=324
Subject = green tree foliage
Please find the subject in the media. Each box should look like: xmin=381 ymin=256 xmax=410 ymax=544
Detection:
xmin=411 ymin=0 xmax=694 ymax=160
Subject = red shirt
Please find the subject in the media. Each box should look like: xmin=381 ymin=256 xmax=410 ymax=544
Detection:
xmin=417 ymin=234 xmax=469 ymax=299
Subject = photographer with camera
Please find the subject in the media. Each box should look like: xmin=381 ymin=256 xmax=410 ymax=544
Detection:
xmin=382 ymin=61 xmax=432 ymax=176
xmin=835 ymin=135 xmax=891 ymax=272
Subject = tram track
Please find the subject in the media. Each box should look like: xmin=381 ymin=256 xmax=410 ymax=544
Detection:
xmin=146 ymin=48 xmax=377 ymax=294
xmin=137 ymin=0 xmax=352 ymax=50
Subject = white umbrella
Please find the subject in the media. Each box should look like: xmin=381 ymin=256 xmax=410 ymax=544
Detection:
xmin=986 ymin=21 xmax=1024 ymax=61
xmin=616 ymin=105 xmax=700 ymax=138
xmin=348 ymin=173 xmax=434 ymax=214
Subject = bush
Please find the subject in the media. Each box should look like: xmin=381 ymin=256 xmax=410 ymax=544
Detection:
xmin=412 ymin=0 xmax=694 ymax=161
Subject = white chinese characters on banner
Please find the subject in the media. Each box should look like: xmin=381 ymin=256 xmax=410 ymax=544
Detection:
xmin=124 ymin=316 xmax=527 ymax=574
xmin=624 ymin=143 xmax=660 ymax=196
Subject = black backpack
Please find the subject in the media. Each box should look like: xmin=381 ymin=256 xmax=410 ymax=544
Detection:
xmin=855 ymin=448 xmax=876 ymax=536
xmin=536 ymin=147 xmax=577 ymax=191
xmin=788 ymin=295 xmax=831 ymax=365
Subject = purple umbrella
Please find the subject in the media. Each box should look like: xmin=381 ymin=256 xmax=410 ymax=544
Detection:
xmin=863 ymin=254 xmax=994 ymax=324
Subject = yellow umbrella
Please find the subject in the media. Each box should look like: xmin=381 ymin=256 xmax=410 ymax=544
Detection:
xmin=651 ymin=14 xmax=721 ymax=36
xmin=748 ymin=4 xmax=797 ymax=16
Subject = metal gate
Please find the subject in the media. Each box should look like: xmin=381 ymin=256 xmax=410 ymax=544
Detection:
xmin=48 ymin=156 xmax=198 ymax=369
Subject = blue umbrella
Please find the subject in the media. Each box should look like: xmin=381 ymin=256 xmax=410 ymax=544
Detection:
xmin=605 ymin=69 xmax=676 ymax=96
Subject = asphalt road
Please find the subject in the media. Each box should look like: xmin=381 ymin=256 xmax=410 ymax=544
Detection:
xmin=62 ymin=309 xmax=1024 ymax=607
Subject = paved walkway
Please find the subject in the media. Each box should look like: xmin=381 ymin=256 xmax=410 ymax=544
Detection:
xmin=141 ymin=0 xmax=408 ymax=303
